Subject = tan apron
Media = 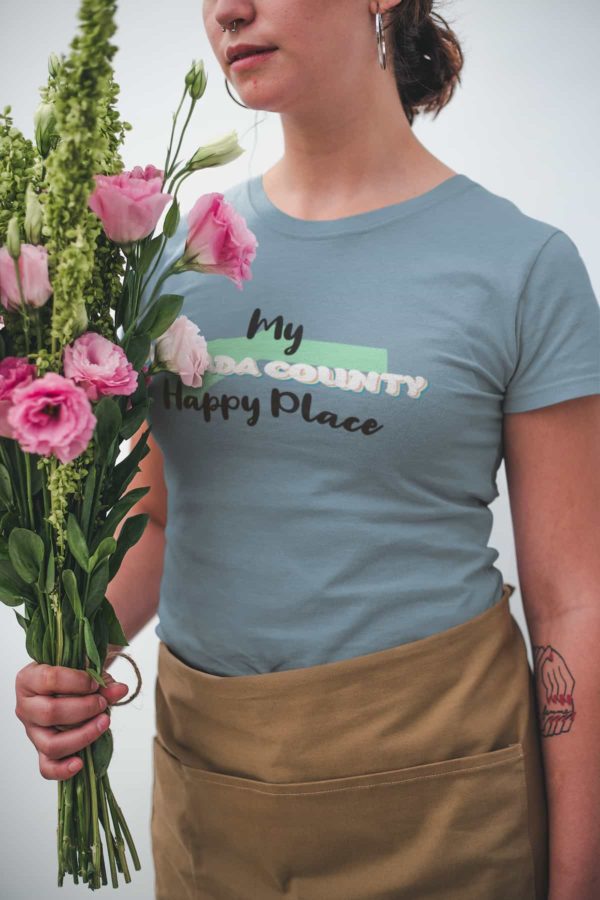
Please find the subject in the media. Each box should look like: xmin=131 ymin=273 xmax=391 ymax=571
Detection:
xmin=151 ymin=582 xmax=548 ymax=899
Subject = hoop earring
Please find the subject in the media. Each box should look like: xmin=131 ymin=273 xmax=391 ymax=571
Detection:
xmin=225 ymin=77 xmax=251 ymax=109
xmin=375 ymin=2 xmax=387 ymax=70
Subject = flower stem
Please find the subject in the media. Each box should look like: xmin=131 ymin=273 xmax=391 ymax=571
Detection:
xmin=98 ymin=778 xmax=119 ymax=887
xmin=105 ymin=778 xmax=141 ymax=872
xmin=163 ymin=85 xmax=191 ymax=184
xmin=84 ymin=742 xmax=102 ymax=889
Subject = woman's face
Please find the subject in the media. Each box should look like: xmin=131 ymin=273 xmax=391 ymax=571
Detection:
xmin=202 ymin=1 xmax=396 ymax=114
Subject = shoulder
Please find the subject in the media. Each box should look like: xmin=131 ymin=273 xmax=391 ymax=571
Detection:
xmin=458 ymin=175 xmax=560 ymax=249
xmin=450 ymin=174 xmax=591 ymax=285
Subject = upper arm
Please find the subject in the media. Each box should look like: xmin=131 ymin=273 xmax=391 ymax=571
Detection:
xmin=125 ymin=423 xmax=167 ymax=529
xmin=503 ymin=394 xmax=600 ymax=620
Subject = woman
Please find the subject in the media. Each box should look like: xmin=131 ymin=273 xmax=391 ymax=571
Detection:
xmin=14 ymin=2 xmax=600 ymax=898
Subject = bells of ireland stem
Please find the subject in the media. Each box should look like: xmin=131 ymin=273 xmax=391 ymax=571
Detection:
xmin=25 ymin=184 xmax=43 ymax=245
xmin=187 ymin=131 xmax=245 ymax=172
xmin=34 ymin=101 xmax=58 ymax=158
xmin=185 ymin=60 xmax=207 ymax=101
xmin=6 ymin=217 xmax=21 ymax=260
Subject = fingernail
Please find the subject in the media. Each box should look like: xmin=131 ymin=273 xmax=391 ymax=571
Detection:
xmin=68 ymin=759 xmax=81 ymax=773
xmin=97 ymin=714 xmax=110 ymax=732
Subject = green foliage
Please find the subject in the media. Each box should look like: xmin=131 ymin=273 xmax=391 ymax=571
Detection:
xmin=0 ymin=107 xmax=39 ymax=248
xmin=135 ymin=293 xmax=184 ymax=340
xmin=0 ymin=558 xmax=32 ymax=607
xmin=94 ymin=397 xmax=122 ymax=463
xmin=108 ymin=513 xmax=148 ymax=582
xmin=8 ymin=528 xmax=45 ymax=585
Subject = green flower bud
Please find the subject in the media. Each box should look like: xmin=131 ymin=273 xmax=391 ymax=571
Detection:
xmin=6 ymin=217 xmax=21 ymax=260
xmin=48 ymin=53 xmax=61 ymax=78
xmin=184 ymin=60 xmax=198 ymax=88
xmin=187 ymin=130 xmax=245 ymax=171
xmin=163 ymin=199 xmax=180 ymax=238
xmin=188 ymin=61 xmax=207 ymax=100
xmin=25 ymin=184 xmax=44 ymax=245
xmin=34 ymin=101 xmax=58 ymax=157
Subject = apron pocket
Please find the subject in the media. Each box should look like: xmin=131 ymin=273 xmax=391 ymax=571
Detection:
xmin=151 ymin=735 xmax=536 ymax=899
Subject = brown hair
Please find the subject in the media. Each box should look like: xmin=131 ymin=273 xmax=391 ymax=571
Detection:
xmin=383 ymin=0 xmax=464 ymax=126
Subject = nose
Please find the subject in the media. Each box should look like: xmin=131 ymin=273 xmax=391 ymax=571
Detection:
xmin=214 ymin=2 xmax=253 ymax=33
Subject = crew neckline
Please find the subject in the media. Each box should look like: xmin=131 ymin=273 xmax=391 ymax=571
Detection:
xmin=246 ymin=171 xmax=477 ymax=239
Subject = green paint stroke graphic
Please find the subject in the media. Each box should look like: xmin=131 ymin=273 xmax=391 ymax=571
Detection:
xmin=185 ymin=334 xmax=389 ymax=395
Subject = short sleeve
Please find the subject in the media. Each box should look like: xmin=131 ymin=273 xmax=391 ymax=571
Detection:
xmin=503 ymin=229 xmax=600 ymax=413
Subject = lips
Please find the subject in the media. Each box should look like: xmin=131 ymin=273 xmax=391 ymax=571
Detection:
xmin=233 ymin=49 xmax=271 ymax=61
xmin=227 ymin=44 xmax=278 ymax=64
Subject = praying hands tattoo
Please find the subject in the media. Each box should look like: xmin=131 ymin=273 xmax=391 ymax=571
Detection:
xmin=532 ymin=644 xmax=576 ymax=737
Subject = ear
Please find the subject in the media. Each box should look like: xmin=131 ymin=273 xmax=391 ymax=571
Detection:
xmin=369 ymin=0 xmax=402 ymax=14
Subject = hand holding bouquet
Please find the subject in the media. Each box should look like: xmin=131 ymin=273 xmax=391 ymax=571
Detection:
xmin=1 ymin=0 xmax=257 ymax=890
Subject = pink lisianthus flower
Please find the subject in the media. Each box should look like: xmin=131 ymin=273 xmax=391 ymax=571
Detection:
xmin=63 ymin=331 xmax=139 ymax=401
xmin=173 ymin=193 xmax=258 ymax=291
xmin=0 ymin=244 xmax=53 ymax=311
xmin=0 ymin=357 xmax=38 ymax=438
xmin=7 ymin=372 xmax=97 ymax=464
xmin=154 ymin=315 xmax=210 ymax=388
xmin=88 ymin=164 xmax=172 ymax=245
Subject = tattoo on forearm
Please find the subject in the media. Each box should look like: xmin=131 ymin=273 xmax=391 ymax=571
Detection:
xmin=532 ymin=644 xmax=576 ymax=737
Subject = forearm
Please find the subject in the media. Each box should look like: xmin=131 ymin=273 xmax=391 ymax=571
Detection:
xmin=105 ymin=516 xmax=165 ymax=670
xmin=526 ymin=605 xmax=600 ymax=899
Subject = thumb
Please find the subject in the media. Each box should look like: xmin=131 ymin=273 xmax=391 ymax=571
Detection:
xmin=98 ymin=669 xmax=129 ymax=703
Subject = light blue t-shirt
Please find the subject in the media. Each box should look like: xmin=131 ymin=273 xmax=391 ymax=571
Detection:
xmin=141 ymin=172 xmax=600 ymax=675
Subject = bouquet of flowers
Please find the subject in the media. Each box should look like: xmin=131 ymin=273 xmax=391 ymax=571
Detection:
xmin=0 ymin=0 xmax=257 ymax=890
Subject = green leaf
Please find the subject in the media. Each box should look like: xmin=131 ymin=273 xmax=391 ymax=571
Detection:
xmin=61 ymin=627 xmax=72 ymax=667
xmin=91 ymin=727 xmax=113 ymax=778
xmin=86 ymin=667 xmax=107 ymax=688
xmin=101 ymin=596 xmax=129 ymax=647
xmin=85 ymin=557 xmax=110 ymax=618
xmin=108 ymin=513 xmax=149 ymax=581
xmin=45 ymin=544 xmax=55 ymax=594
xmin=103 ymin=427 xmax=150 ymax=508
xmin=87 ymin=537 xmax=117 ymax=575
xmin=0 ymin=462 xmax=13 ymax=508
xmin=8 ymin=528 xmax=45 ymax=585
xmin=41 ymin=624 xmax=53 ymax=665
xmin=66 ymin=514 xmax=90 ymax=572
xmin=94 ymin=611 xmax=109 ymax=669
xmin=94 ymin=397 xmax=122 ymax=463
xmin=136 ymin=293 xmax=183 ymax=340
xmin=137 ymin=234 xmax=164 ymax=279
xmin=83 ymin=617 xmax=101 ymax=671
xmin=120 ymin=402 xmax=149 ymax=441
xmin=25 ymin=607 xmax=44 ymax=662
xmin=28 ymin=459 xmax=43 ymax=497
xmin=124 ymin=333 xmax=151 ymax=372
xmin=162 ymin=200 xmax=180 ymax=238
xmin=62 ymin=569 xmax=83 ymax=621
xmin=14 ymin=609 xmax=29 ymax=632
xmin=0 ymin=559 xmax=31 ymax=607
xmin=94 ymin=486 xmax=150 ymax=547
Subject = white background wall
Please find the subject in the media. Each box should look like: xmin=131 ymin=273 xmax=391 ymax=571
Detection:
xmin=1 ymin=1 xmax=598 ymax=896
